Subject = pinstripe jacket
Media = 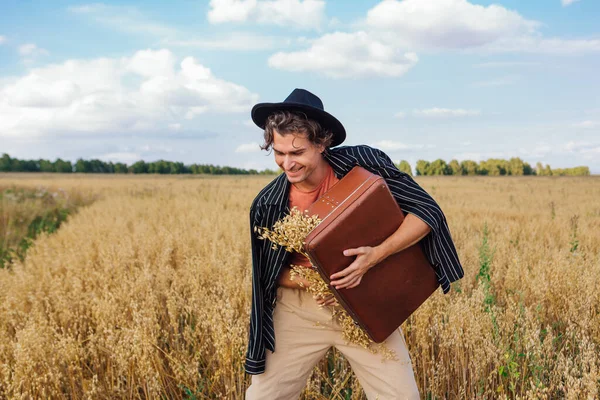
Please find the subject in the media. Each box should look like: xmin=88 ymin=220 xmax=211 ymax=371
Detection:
xmin=245 ymin=144 xmax=463 ymax=375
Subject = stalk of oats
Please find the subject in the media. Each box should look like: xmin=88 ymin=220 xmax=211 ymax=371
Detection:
xmin=254 ymin=207 xmax=321 ymax=256
xmin=256 ymin=207 xmax=396 ymax=360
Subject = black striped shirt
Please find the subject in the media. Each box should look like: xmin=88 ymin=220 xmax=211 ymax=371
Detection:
xmin=245 ymin=144 xmax=463 ymax=375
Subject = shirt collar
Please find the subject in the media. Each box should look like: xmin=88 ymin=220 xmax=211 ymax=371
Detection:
xmin=258 ymin=146 xmax=356 ymax=207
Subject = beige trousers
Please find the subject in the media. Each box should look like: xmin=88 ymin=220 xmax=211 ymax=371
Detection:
xmin=245 ymin=287 xmax=420 ymax=400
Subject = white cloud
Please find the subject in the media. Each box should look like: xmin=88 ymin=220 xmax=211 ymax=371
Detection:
xmin=0 ymin=49 xmax=258 ymax=138
xmin=161 ymin=32 xmax=289 ymax=51
xmin=0 ymin=36 xmax=6 ymax=45
xmin=268 ymin=31 xmax=419 ymax=78
xmin=452 ymin=151 xmax=507 ymax=161
xmin=235 ymin=142 xmax=261 ymax=153
xmin=365 ymin=0 xmax=539 ymax=50
xmin=68 ymin=3 xmax=177 ymax=37
xmin=360 ymin=0 xmax=599 ymax=55
xmin=127 ymin=48 xmax=177 ymax=77
xmin=18 ymin=43 xmax=49 ymax=63
xmin=328 ymin=17 xmax=342 ymax=29
xmin=573 ymin=120 xmax=599 ymax=128
xmin=472 ymin=75 xmax=519 ymax=87
xmin=70 ymin=4 xmax=287 ymax=51
xmin=208 ymin=0 xmax=326 ymax=30
xmin=486 ymin=36 xmax=600 ymax=55
xmin=412 ymin=108 xmax=481 ymax=118
xmin=268 ymin=0 xmax=599 ymax=79
xmin=561 ymin=0 xmax=580 ymax=7
xmin=516 ymin=141 xmax=600 ymax=159
xmin=394 ymin=108 xmax=481 ymax=118
xmin=207 ymin=0 xmax=256 ymax=23
xmin=473 ymin=61 xmax=538 ymax=68
xmin=68 ymin=4 xmax=106 ymax=13
xmin=372 ymin=140 xmax=426 ymax=151
xmin=5 ymin=77 xmax=82 ymax=108
xmin=98 ymin=152 xmax=142 ymax=164
xmin=139 ymin=144 xmax=173 ymax=153
xmin=563 ymin=141 xmax=600 ymax=154
xmin=518 ymin=145 xmax=552 ymax=159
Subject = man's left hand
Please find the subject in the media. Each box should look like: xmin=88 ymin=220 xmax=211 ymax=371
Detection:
xmin=329 ymin=246 xmax=382 ymax=289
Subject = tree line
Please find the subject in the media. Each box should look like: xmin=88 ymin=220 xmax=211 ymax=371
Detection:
xmin=396 ymin=158 xmax=590 ymax=177
xmin=1 ymin=153 xmax=590 ymax=176
xmin=0 ymin=154 xmax=280 ymax=175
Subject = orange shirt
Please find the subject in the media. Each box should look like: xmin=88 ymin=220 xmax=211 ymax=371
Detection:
xmin=287 ymin=162 xmax=339 ymax=268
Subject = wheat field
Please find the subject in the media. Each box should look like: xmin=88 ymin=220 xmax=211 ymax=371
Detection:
xmin=0 ymin=173 xmax=599 ymax=399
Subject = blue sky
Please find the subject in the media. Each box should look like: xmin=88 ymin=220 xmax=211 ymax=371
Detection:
xmin=1 ymin=0 xmax=599 ymax=173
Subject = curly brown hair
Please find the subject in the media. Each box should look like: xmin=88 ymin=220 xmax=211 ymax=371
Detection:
xmin=260 ymin=110 xmax=334 ymax=152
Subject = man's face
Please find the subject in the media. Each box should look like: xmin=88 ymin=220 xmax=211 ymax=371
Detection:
xmin=272 ymin=130 xmax=325 ymax=185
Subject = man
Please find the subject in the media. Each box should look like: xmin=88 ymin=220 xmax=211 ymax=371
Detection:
xmin=245 ymin=88 xmax=463 ymax=399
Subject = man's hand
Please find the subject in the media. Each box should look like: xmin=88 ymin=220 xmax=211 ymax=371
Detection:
xmin=329 ymin=246 xmax=382 ymax=290
xmin=330 ymin=213 xmax=432 ymax=290
xmin=314 ymin=294 xmax=338 ymax=307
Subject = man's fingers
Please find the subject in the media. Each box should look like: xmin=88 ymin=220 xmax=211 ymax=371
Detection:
xmin=331 ymin=273 xmax=356 ymax=288
xmin=323 ymin=297 xmax=338 ymax=306
xmin=315 ymin=294 xmax=337 ymax=306
xmin=343 ymin=247 xmax=366 ymax=257
xmin=345 ymin=276 xmax=361 ymax=289
xmin=333 ymin=273 xmax=361 ymax=289
xmin=346 ymin=276 xmax=362 ymax=289
xmin=343 ymin=247 xmax=359 ymax=257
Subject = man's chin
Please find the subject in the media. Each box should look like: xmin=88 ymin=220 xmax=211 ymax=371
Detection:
xmin=285 ymin=173 xmax=304 ymax=183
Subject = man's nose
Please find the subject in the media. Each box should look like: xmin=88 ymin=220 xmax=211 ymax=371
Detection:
xmin=283 ymin=156 xmax=295 ymax=170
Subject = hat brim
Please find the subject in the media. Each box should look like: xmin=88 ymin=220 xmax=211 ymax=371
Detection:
xmin=251 ymin=102 xmax=346 ymax=148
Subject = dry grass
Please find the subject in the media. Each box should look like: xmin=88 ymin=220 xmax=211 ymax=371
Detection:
xmin=0 ymin=173 xmax=599 ymax=399
xmin=1 ymin=183 xmax=99 ymax=268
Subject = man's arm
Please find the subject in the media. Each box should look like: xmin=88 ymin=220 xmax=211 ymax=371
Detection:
xmin=329 ymin=213 xmax=431 ymax=289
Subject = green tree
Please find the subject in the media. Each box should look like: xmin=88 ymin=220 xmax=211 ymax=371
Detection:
xmin=169 ymin=162 xmax=185 ymax=174
xmin=130 ymin=160 xmax=148 ymax=174
xmin=448 ymin=159 xmax=461 ymax=175
xmin=571 ymin=166 xmax=590 ymax=176
xmin=53 ymin=159 xmax=73 ymax=173
xmin=507 ymin=157 xmax=525 ymax=176
xmin=0 ymin=153 xmax=11 ymax=172
xmin=75 ymin=159 xmax=91 ymax=173
xmin=114 ymin=163 xmax=128 ymax=173
xmin=415 ymin=160 xmax=430 ymax=176
xmin=460 ymin=160 xmax=479 ymax=175
xmin=427 ymin=159 xmax=451 ymax=175
xmin=20 ymin=159 xmax=39 ymax=172
xmin=397 ymin=160 xmax=413 ymax=176
xmin=88 ymin=159 xmax=111 ymax=173
xmin=39 ymin=159 xmax=54 ymax=172
xmin=535 ymin=162 xmax=543 ymax=176
xmin=480 ymin=159 xmax=507 ymax=176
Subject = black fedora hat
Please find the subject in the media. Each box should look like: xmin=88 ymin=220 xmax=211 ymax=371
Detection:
xmin=251 ymin=88 xmax=346 ymax=147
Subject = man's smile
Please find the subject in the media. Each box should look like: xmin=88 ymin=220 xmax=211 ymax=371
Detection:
xmin=287 ymin=167 xmax=304 ymax=174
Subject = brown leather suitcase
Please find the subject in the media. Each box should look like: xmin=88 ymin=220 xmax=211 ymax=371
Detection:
xmin=304 ymin=166 xmax=439 ymax=343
